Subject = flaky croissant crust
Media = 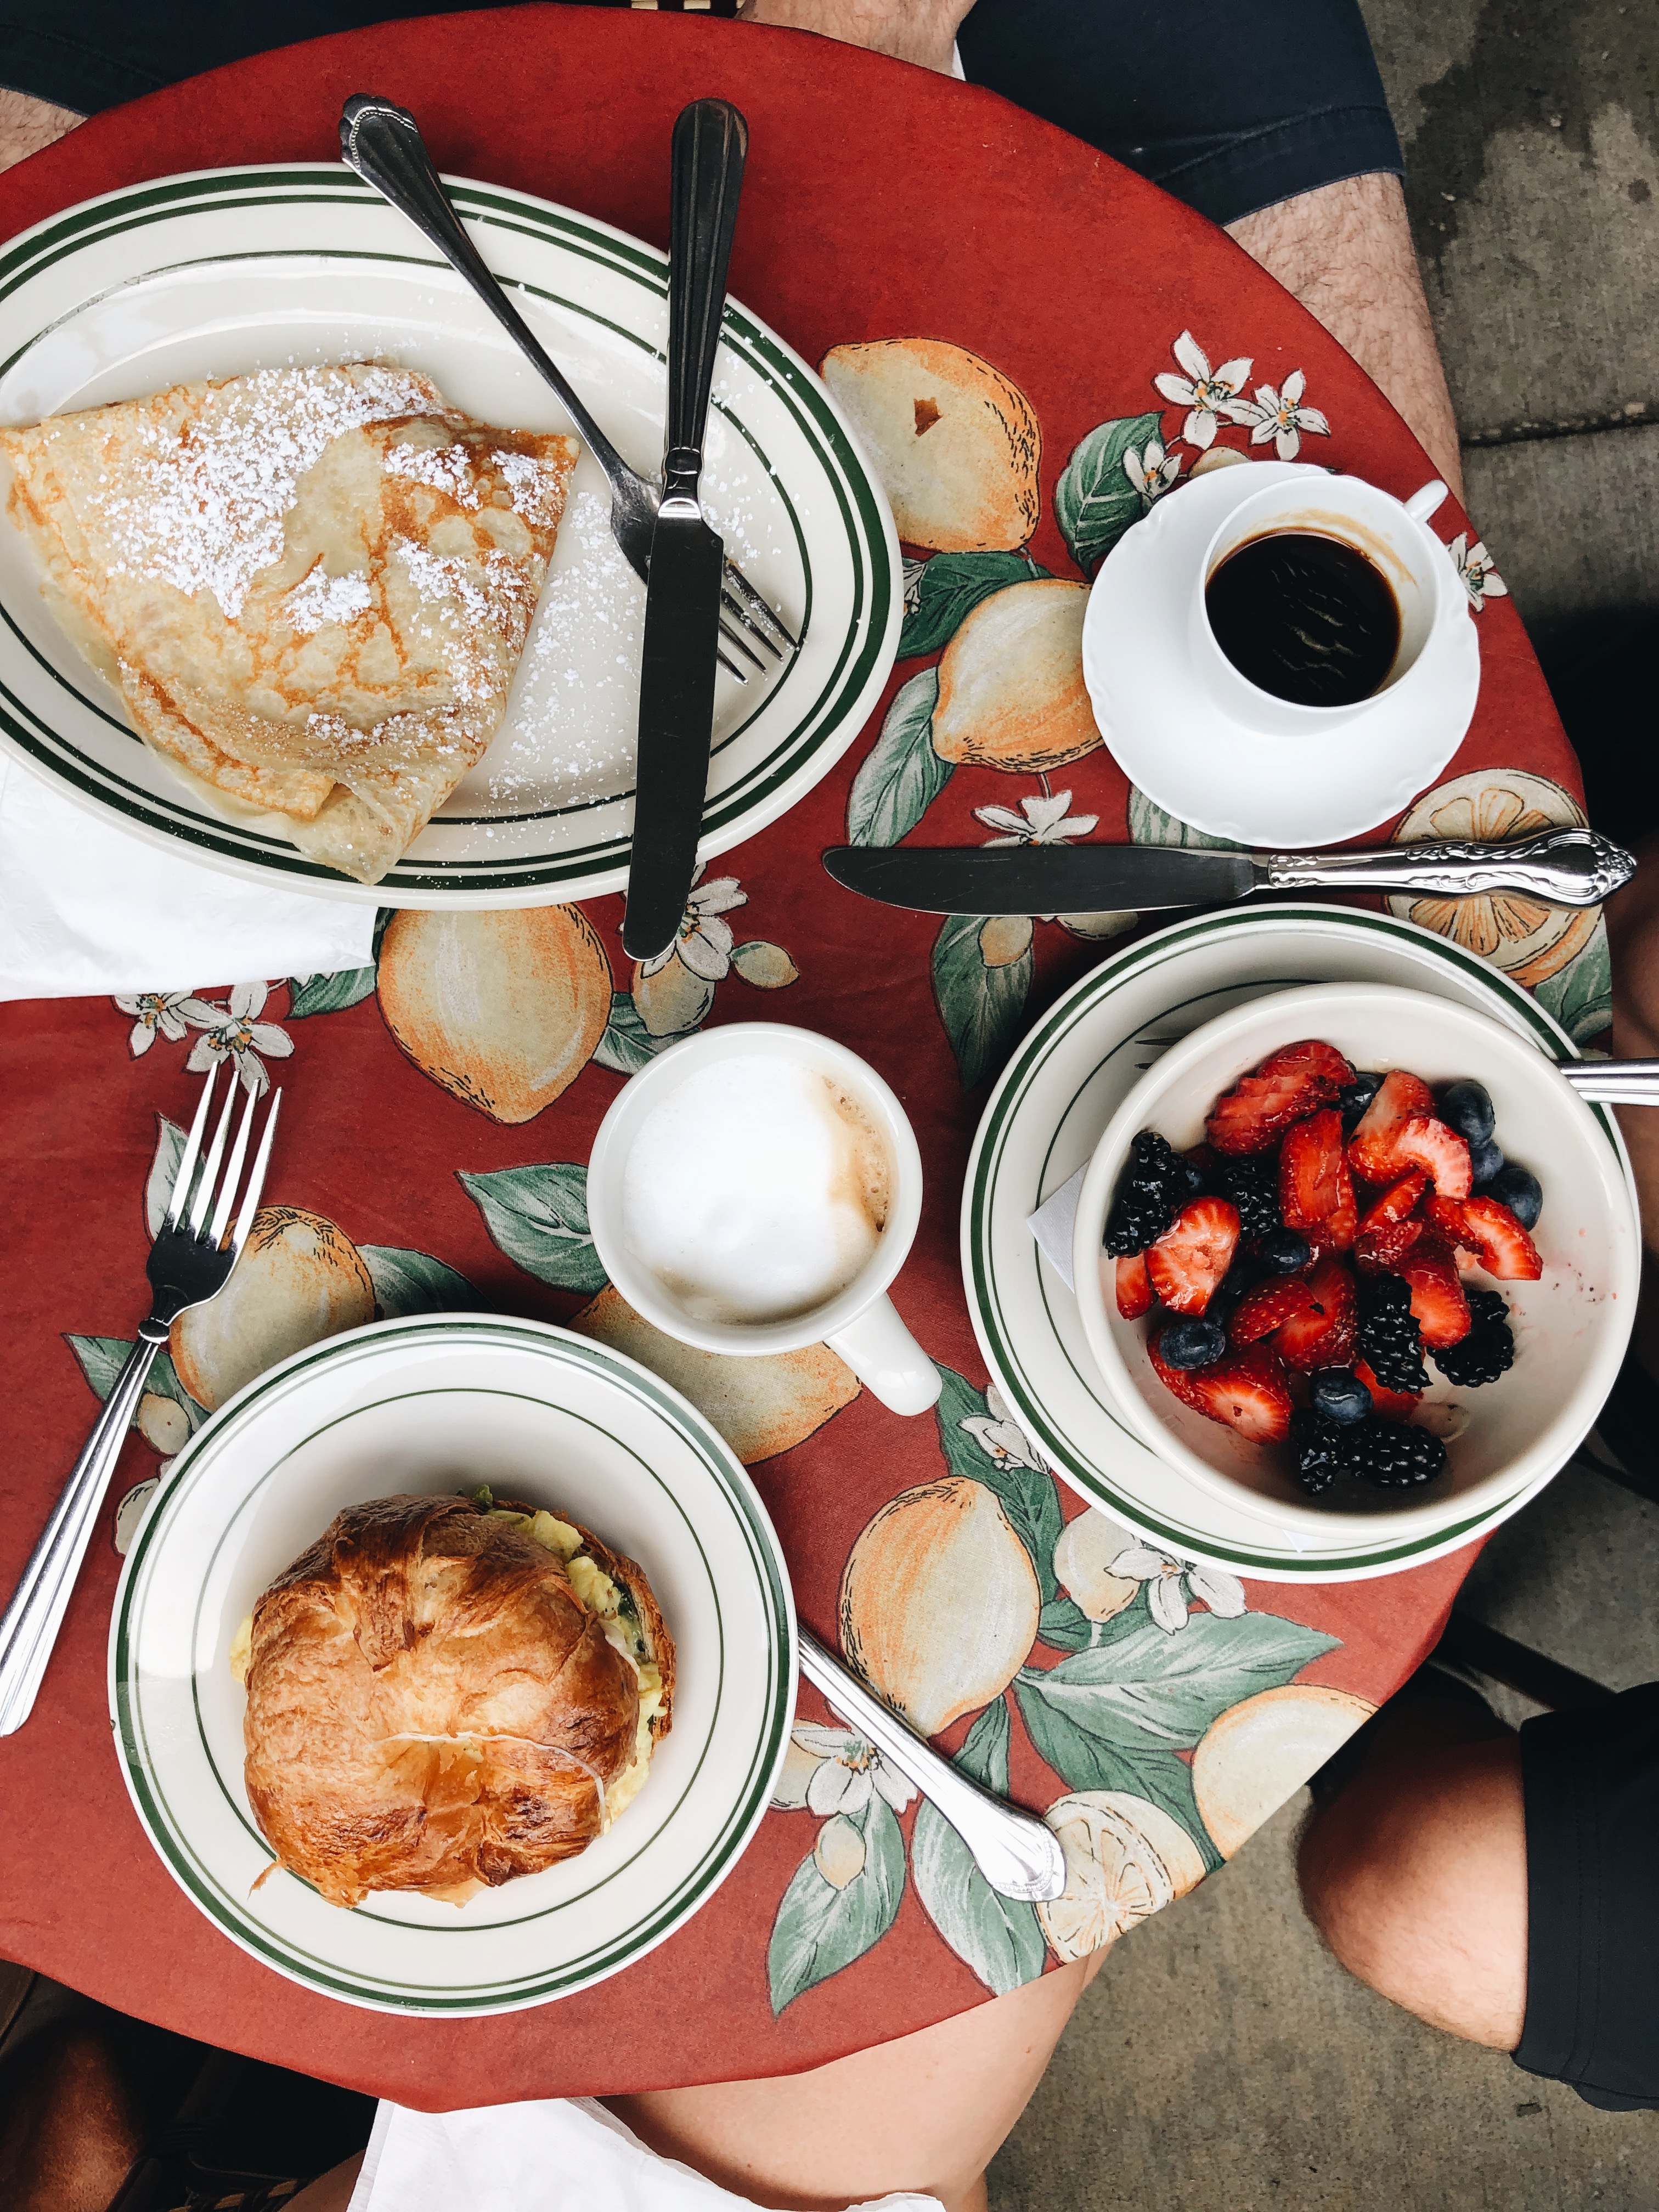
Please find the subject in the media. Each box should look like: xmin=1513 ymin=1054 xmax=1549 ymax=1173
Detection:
xmin=241 ymin=1493 xmax=672 ymax=1908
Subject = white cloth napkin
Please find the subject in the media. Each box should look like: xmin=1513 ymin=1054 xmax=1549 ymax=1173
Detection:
xmin=349 ymin=2095 xmax=947 ymax=2212
xmin=0 ymin=757 xmax=375 ymax=1002
xmin=1028 ymin=1165 xmax=1087 ymax=1292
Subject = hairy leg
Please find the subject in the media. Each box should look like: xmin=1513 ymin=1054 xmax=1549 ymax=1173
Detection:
xmin=0 ymin=2021 xmax=145 ymax=2212
xmin=738 ymin=0 xmax=972 ymax=75
xmin=1297 ymin=1693 xmax=1526 ymax=2048
xmin=1228 ymin=173 xmax=1463 ymax=501
xmin=0 ymin=91 xmax=81 ymax=176
xmin=606 ymin=1950 xmax=1107 ymax=2212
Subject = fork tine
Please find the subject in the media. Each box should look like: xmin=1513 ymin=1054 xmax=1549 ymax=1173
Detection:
xmin=723 ymin=565 xmax=797 ymax=652
xmin=230 ymin=1091 xmax=281 ymax=1260
xmin=206 ymin=1081 xmax=261 ymax=1250
xmin=163 ymin=1065 xmax=219 ymax=1231
xmin=716 ymin=631 xmax=750 ymax=684
xmin=720 ymin=617 xmax=768 ymax=674
xmin=186 ymin=1071 xmax=240 ymax=1238
xmin=721 ymin=590 xmax=784 ymax=660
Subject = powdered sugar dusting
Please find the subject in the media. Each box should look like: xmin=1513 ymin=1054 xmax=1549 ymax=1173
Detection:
xmin=492 ymin=447 xmax=567 ymax=529
xmin=282 ymin=563 xmax=373 ymax=635
xmin=383 ymin=439 xmax=482 ymax=508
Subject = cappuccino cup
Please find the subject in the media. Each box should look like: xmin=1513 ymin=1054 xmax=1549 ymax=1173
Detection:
xmin=586 ymin=1023 xmax=941 ymax=1417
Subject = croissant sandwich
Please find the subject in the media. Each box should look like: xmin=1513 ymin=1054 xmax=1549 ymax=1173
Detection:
xmin=233 ymin=1490 xmax=674 ymax=1909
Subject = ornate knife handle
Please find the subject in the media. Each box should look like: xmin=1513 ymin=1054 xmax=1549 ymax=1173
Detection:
xmin=1254 ymin=829 xmax=1634 ymax=907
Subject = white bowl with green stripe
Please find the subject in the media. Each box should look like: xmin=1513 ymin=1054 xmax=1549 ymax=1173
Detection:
xmin=109 ymin=1315 xmax=795 ymax=2013
xmin=0 ymin=166 xmax=900 ymax=904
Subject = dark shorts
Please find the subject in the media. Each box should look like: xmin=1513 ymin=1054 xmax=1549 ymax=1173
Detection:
xmin=1516 ymin=1684 xmax=1659 ymax=2112
xmin=2 ymin=0 xmax=1402 ymax=229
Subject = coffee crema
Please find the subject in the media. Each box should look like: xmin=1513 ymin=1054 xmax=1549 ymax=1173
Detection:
xmin=1205 ymin=529 xmax=1401 ymax=708
xmin=620 ymin=1056 xmax=894 ymax=1327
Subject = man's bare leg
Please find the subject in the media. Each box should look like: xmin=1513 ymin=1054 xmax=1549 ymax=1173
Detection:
xmin=0 ymin=91 xmax=81 ymax=175
xmin=738 ymin=0 xmax=970 ymax=73
xmin=1228 ymin=174 xmax=1463 ymax=500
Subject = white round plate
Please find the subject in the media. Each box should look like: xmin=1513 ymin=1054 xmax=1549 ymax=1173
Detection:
xmin=110 ymin=1316 xmax=796 ymax=2013
xmin=1080 ymin=464 xmax=1480 ymax=848
xmin=961 ymin=905 xmax=1634 ymax=1582
xmin=0 ymin=166 xmax=900 ymax=906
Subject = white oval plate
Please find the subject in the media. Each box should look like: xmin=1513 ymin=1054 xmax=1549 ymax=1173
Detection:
xmin=110 ymin=1315 xmax=796 ymax=2013
xmin=0 ymin=166 xmax=901 ymax=906
xmin=961 ymin=905 xmax=1633 ymax=1582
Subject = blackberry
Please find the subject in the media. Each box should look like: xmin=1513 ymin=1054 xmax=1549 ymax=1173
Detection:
xmin=1221 ymin=1154 xmax=1282 ymax=1237
xmin=1339 ymin=1072 xmax=1384 ymax=1132
xmin=1357 ymin=1274 xmax=1429 ymax=1393
xmin=1103 ymin=1131 xmax=1184 ymax=1256
xmin=1438 ymin=1080 xmax=1496 ymax=1144
xmin=1160 ymin=1316 xmax=1228 ymax=1368
xmin=1432 ymin=1289 xmax=1515 ymax=1387
xmin=1342 ymin=1419 xmax=1448 ymax=1488
xmin=1290 ymin=1409 xmax=1346 ymax=1495
xmin=1486 ymin=1163 xmax=1543 ymax=1229
xmin=1311 ymin=1367 xmax=1372 ymax=1425
xmin=1259 ymin=1227 xmax=1313 ymax=1274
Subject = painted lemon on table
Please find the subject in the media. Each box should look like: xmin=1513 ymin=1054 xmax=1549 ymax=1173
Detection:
xmin=1192 ymin=1682 xmax=1376 ymax=1859
xmin=1052 ymin=1509 xmax=1139 ymax=1624
xmin=838 ymin=1475 xmax=1041 ymax=1736
xmin=170 ymin=1206 xmax=375 ymax=1409
xmin=932 ymin=578 xmax=1099 ymax=773
xmin=1037 ymin=1790 xmax=1207 ymax=1962
xmin=377 ymin=905 xmax=613 ymax=1122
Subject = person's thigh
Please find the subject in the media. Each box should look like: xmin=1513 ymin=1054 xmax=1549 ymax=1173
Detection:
xmin=606 ymin=1950 xmax=1105 ymax=2212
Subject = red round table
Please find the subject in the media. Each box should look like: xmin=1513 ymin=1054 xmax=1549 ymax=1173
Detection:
xmin=0 ymin=6 xmax=1597 ymax=2108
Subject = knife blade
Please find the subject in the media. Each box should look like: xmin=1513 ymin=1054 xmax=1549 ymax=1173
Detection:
xmin=623 ymin=98 xmax=749 ymax=963
xmin=821 ymin=828 xmax=1633 ymax=915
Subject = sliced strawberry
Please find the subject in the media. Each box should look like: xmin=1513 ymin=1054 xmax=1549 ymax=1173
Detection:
xmin=1149 ymin=1331 xmax=1210 ymax=1413
xmin=1280 ymin=1108 xmax=1357 ymax=1253
xmin=1270 ymin=1252 xmax=1358 ymax=1370
xmin=1228 ymin=1276 xmax=1317 ymax=1345
xmin=1255 ymin=1039 xmax=1356 ymax=1087
xmin=1355 ymin=1357 xmax=1423 ymax=1421
xmin=1453 ymin=1195 xmax=1544 ymax=1281
xmin=1397 ymin=1237 xmax=1471 ymax=1347
xmin=1347 ymin=1070 xmax=1436 ymax=1182
xmin=1180 ymin=1342 xmax=1293 ymax=1443
xmin=1390 ymin=1115 xmax=1472 ymax=1199
xmin=1354 ymin=1217 xmax=1424 ymax=1273
xmin=1421 ymin=1191 xmax=1474 ymax=1250
xmin=1145 ymin=1198 xmax=1240 ymax=1314
xmin=1115 ymin=1252 xmax=1153 ymax=1319
xmin=1206 ymin=1060 xmax=1343 ymax=1156
xmin=1358 ymin=1172 xmax=1428 ymax=1233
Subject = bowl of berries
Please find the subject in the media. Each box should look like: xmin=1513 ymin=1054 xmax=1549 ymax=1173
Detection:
xmin=1070 ymin=981 xmax=1638 ymax=1539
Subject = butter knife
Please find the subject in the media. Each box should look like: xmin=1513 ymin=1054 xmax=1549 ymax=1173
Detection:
xmin=822 ymin=828 xmax=1634 ymax=916
xmin=623 ymin=100 xmax=748 ymax=963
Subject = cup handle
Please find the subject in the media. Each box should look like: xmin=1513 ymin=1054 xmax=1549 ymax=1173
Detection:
xmin=824 ymin=1296 xmax=942 ymax=1417
xmin=1404 ymin=478 xmax=1449 ymax=524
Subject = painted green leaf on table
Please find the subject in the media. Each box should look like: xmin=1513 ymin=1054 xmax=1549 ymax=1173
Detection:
xmin=286 ymin=967 xmax=379 ymax=1018
xmin=1036 ymin=1594 xmax=1097 ymax=1653
xmin=847 ymin=668 xmax=948 ymax=847
xmin=1126 ymin=786 xmax=1245 ymax=850
xmin=360 ymin=1245 xmax=486 ymax=1318
xmin=458 ymin=1163 xmax=608 ymax=1295
xmin=65 ymin=1334 xmax=204 ymax=1432
xmin=593 ymin=990 xmax=689 ymax=1075
xmin=932 ymin=914 xmax=1032 ymax=1091
xmin=911 ymin=1699 xmax=1048 ymax=1995
xmin=899 ymin=551 xmax=1052 ymax=659
xmin=1014 ymin=1671 xmax=1221 ymax=1865
xmin=933 ymin=1365 xmax=1063 ymax=1603
xmin=1534 ymin=916 xmax=1613 ymax=1044
xmin=1054 ymin=413 xmax=1163 ymax=574
xmin=768 ymin=1790 xmax=907 ymax=2013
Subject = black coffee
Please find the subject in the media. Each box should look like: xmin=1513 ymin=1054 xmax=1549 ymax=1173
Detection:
xmin=1204 ymin=531 xmax=1401 ymax=708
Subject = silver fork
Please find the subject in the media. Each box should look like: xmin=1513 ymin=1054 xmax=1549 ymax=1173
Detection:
xmin=338 ymin=94 xmax=798 ymax=685
xmin=0 ymin=1068 xmax=280 ymax=1736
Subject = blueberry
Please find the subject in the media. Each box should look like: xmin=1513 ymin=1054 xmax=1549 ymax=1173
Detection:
xmin=1485 ymin=1163 xmax=1543 ymax=1230
xmin=1310 ymin=1367 xmax=1372 ymax=1425
xmin=1175 ymin=1153 xmax=1209 ymax=1199
xmin=1339 ymin=1072 xmax=1384 ymax=1131
xmin=1469 ymin=1135 xmax=1504 ymax=1189
xmin=1258 ymin=1227 xmax=1313 ymax=1273
xmin=1439 ymin=1080 xmax=1496 ymax=1144
xmin=1159 ymin=1316 xmax=1228 ymax=1369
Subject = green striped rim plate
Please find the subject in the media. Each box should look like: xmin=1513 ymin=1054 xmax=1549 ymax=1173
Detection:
xmin=961 ymin=904 xmax=1634 ymax=1583
xmin=0 ymin=166 xmax=900 ymax=905
xmin=109 ymin=1315 xmax=795 ymax=2012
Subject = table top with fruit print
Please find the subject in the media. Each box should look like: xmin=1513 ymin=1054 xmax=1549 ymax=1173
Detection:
xmin=0 ymin=12 xmax=1606 ymax=2107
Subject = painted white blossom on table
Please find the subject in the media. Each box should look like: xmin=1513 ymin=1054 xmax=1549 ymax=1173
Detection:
xmin=1447 ymin=532 xmax=1509 ymax=610
xmin=1227 ymin=369 xmax=1331 ymax=461
xmin=1108 ymin=1544 xmax=1248 ymax=1634
xmin=974 ymin=791 xmax=1100 ymax=848
xmin=185 ymin=983 xmax=294 ymax=1096
xmin=115 ymin=990 xmax=218 ymax=1060
xmin=1123 ymin=435 xmax=1183 ymax=504
xmin=960 ymin=1381 xmax=1057 ymax=1474
xmin=902 ymin=556 xmax=927 ymax=615
xmin=1153 ymin=330 xmax=1253 ymax=450
xmin=771 ymin=1722 xmax=919 ymax=1816
xmin=634 ymin=864 xmax=749 ymax=981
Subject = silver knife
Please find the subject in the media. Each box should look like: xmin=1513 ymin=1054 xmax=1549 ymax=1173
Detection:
xmin=822 ymin=828 xmax=1634 ymax=916
xmin=623 ymin=100 xmax=748 ymax=963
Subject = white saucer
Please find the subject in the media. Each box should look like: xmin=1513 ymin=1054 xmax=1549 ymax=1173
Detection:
xmin=960 ymin=905 xmax=1633 ymax=1583
xmin=1080 ymin=465 xmax=1481 ymax=848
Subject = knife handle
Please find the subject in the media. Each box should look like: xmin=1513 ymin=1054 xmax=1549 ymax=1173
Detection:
xmin=1255 ymin=828 xmax=1635 ymax=908
xmin=664 ymin=99 xmax=748 ymax=501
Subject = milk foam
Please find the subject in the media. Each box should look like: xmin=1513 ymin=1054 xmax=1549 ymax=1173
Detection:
xmin=622 ymin=1056 xmax=893 ymax=1325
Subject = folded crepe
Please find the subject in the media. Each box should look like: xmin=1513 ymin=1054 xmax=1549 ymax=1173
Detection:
xmin=236 ymin=1491 xmax=674 ymax=1909
xmin=1 ymin=363 xmax=579 ymax=884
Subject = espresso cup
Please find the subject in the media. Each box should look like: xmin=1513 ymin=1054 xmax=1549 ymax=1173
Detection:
xmin=586 ymin=1022 xmax=941 ymax=1417
xmin=1187 ymin=474 xmax=1460 ymax=736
